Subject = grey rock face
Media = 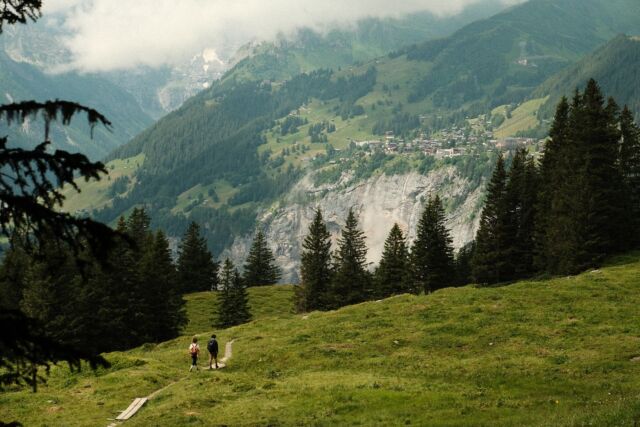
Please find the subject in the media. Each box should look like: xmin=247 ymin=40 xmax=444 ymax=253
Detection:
xmin=223 ymin=167 xmax=484 ymax=283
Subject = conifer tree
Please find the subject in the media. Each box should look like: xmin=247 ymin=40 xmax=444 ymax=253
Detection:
xmin=105 ymin=216 xmax=143 ymax=349
xmin=20 ymin=242 xmax=86 ymax=350
xmin=535 ymin=82 xmax=631 ymax=274
xmin=454 ymin=241 xmax=475 ymax=286
xmin=473 ymin=154 xmax=510 ymax=284
xmin=411 ymin=195 xmax=455 ymax=293
xmin=0 ymin=239 xmax=29 ymax=309
xmin=538 ymin=94 xmax=585 ymax=274
xmin=330 ymin=208 xmax=371 ymax=307
xmin=123 ymin=209 xmax=157 ymax=343
xmin=504 ymin=148 xmax=538 ymax=278
xmin=620 ymin=105 xmax=640 ymax=246
xmin=216 ymin=259 xmax=251 ymax=328
xmin=534 ymin=97 xmax=570 ymax=271
xmin=375 ymin=223 xmax=411 ymax=298
xmin=177 ymin=222 xmax=219 ymax=293
xmin=296 ymin=209 xmax=333 ymax=312
xmin=126 ymin=208 xmax=153 ymax=250
xmin=139 ymin=231 xmax=186 ymax=342
xmin=243 ymin=230 xmax=281 ymax=286
xmin=576 ymin=81 xmax=627 ymax=264
xmin=230 ymin=268 xmax=251 ymax=325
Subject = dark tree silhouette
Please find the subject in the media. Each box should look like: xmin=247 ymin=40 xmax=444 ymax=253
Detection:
xmin=0 ymin=0 xmax=41 ymax=32
xmin=0 ymin=3 xmax=118 ymax=399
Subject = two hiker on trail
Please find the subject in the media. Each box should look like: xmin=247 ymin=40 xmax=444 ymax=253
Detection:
xmin=189 ymin=334 xmax=220 ymax=371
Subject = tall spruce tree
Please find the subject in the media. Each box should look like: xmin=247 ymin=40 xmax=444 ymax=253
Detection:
xmin=534 ymin=97 xmax=570 ymax=271
xmin=139 ymin=231 xmax=186 ymax=342
xmin=177 ymin=222 xmax=219 ymax=293
xmin=216 ymin=259 xmax=251 ymax=328
xmin=243 ymin=230 xmax=281 ymax=286
xmin=20 ymin=241 xmax=87 ymax=351
xmin=375 ymin=223 xmax=411 ymax=298
xmin=538 ymin=93 xmax=586 ymax=274
xmin=504 ymin=148 xmax=538 ymax=279
xmin=296 ymin=209 xmax=333 ymax=312
xmin=620 ymin=105 xmax=640 ymax=246
xmin=104 ymin=216 xmax=143 ymax=349
xmin=124 ymin=209 xmax=157 ymax=343
xmin=126 ymin=208 xmax=153 ymax=251
xmin=535 ymin=81 xmax=631 ymax=274
xmin=411 ymin=195 xmax=455 ymax=293
xmin=472 ymin=154 xmax=510 ymax=284
xmin=330 ymin=208 xmax=371 ymax=307
xmin=576 ymin=81 xmax=627 ymax=265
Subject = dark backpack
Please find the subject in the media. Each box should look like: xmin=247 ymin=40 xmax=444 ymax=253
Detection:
xmin=207 ymin=339 xmax=218 ymax=353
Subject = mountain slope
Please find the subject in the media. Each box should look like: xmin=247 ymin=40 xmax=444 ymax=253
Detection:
xmin=401 ymin=0 xmax=640 ymax=111
xmin=533 ymin=35 xmax=640 ymax=119
xmin=64 ymin=0 xmax=640 ymax=266
xmin=222 ymin=1 xmax=511 ymax=86
xmin=2 ymin=254 xmax=640 ymax=425
xmin=0 ymin=52 xmax=153 ymax=160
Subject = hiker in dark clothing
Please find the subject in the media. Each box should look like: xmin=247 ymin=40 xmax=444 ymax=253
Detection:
xmin=207 ymin=334 xmax=219 ymax=369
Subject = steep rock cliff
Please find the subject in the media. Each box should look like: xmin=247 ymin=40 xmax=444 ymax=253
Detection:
xmin=224 ymin=166 xmax=484 ymax=283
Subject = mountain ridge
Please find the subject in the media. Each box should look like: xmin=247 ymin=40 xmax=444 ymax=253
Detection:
xmin=61 ymin=0 xmax=640 ymax=269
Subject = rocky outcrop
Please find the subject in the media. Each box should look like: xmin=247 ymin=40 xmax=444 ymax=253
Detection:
xmin=223 ymin=166 xmax=484 ymax=283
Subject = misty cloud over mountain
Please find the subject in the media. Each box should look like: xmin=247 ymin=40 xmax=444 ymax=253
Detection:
xmin=45 ymin=0 xmax=524 ymax=72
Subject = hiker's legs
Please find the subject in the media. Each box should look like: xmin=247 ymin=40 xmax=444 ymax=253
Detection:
xmin=213 ymin=353 xmax=218 ymax=368
xmin=208 ymin=353 xmax=213 ymax=369
xmin=191 ymin=355 xmax=198 ymax=371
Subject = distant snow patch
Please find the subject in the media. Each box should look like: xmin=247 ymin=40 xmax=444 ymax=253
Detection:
xmin=202 ymin=48 xmax=224 ymax=65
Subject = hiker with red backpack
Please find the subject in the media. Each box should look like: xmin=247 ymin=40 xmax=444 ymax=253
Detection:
xmin=188 ymin=336 xmax=200 ymax=372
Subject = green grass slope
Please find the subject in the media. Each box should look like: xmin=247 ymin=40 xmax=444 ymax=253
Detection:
xmin=3 ymin=255 xmax=640 ymax=426
xmin=183 ymin=285 xmax=295 ymax=335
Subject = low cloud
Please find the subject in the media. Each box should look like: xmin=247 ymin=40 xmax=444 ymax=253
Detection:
xmin=46 ymin=0 xmax=524 ymax=73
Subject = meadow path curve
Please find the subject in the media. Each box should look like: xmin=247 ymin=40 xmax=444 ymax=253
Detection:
xmin=107 ymin=339 xmax=235 ymax=426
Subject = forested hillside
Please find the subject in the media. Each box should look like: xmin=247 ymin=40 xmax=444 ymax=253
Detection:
xmin=64 ymin=0 xmax=640 ymax=265
xmin=398 ymin=0 xmax=640 ymax=111
xmin=534 ymin=35 xmax=640 ymax=120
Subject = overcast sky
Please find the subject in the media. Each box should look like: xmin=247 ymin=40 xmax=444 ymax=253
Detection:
xmin=44 ymin=0 xmax=524 ymax=73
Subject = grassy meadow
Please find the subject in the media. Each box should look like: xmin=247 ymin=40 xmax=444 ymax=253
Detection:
xmin=2 ymin=255 xmax=640 ymax=426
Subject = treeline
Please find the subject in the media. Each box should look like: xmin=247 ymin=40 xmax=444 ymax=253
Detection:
xmin=309 ymin=121 xmax=336 ymax=143
xmin=296 ymin=80 xmax=640 ymax=311
xmin=296 ymin=196 xmax=460 ymax=312
xmin=473 ymin=80 xmax=640 ymax=282
xmin=0 ymin=210 xmax=218 ymax=355
xmin=215 ymin=230 xmax=281 ymax=328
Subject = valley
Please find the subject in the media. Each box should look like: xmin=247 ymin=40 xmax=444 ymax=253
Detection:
xmin=59 ymin=0 xmax=640 ymax=275
xmin=3 ymin=2 xmax=640 ymax=426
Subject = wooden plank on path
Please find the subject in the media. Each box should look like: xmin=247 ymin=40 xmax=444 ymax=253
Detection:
xmin=116 ymin=397 xmax=148 ymax=421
